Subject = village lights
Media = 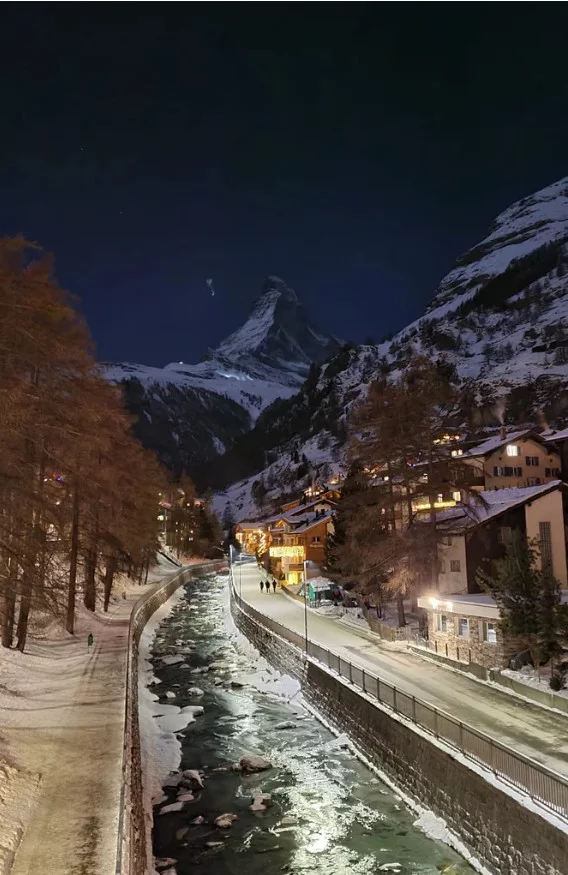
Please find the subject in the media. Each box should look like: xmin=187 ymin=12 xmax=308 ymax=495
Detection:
xmin=269 ymin=545 xmax=305 ymax=558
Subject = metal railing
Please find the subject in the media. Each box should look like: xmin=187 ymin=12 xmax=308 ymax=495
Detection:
xmin=230 ymin=570 xmax=568 ymax=821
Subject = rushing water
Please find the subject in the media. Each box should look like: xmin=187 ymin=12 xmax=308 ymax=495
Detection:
xmin=150 ymin=572 xmax=473 ymax=874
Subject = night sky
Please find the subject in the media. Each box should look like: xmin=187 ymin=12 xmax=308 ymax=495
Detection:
xmin=2 ymin=6 xmax=568 ymax=367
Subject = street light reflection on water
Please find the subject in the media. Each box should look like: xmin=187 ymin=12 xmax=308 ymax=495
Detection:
xmin=151 ymin=573 xmax=473 ymax=875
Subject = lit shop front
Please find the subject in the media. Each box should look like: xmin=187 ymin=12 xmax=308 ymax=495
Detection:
xmin=269 ymin=544 xmax=306 ymax=584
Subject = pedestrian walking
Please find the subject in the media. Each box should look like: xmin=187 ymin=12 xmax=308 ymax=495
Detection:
xmin=260 ymin=580 xmax=264 ymax=593
xmin=264 ymin=580 xmax=270 ymax=593
xmin=272 ymin=579 xmax=277 ymax=593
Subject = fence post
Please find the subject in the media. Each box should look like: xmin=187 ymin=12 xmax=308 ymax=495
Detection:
xmin=434 ymin=708 xmax=439 ymax=738
xmin=393 ymin=687 xmax=397 ymax=712
xmin=377 ymin=676 xmax=380 ymax=700
xmin=349 ymin=661 xmax=353 ymax=684
xmin=412 ymin=696 xmax=416 ymax=722
xmin=459 ymin=721 xmax=464 ymax=749
xmin=362 ymin=669 xmax=366 ymax=693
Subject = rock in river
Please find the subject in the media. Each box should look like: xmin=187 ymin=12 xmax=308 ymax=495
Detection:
xmin=236 ymin=755 xmax=272 ymax=774
xmin=214 ymin=813 xmax=238 ymax=828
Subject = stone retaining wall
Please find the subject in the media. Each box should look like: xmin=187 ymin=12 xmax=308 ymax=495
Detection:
xmin=230 ymin=591 xmax=568 ymax=875
xmin=118 ymin=560 xmax=227 ymax=875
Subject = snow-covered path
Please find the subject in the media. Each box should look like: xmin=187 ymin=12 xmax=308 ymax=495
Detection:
xmin=1 ymin=598 xmax=133 ymax=875
xmin=0 ymin=561 xmax=179 ymax=875
xmin=237 ymin=564 xmax=568 ymax=777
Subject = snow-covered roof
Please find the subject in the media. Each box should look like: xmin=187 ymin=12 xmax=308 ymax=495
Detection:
xmin=288 ymin=510 xmax=333 ymax=533
xmin=545 ymin=427 xmax=568 ymax=444
xmin=308 ymin=579 xmax=334 ymax=592
xmin=286 ymin=497 xmax=337 ymax=516
xmin=464 ymin=429 xmax=534 ymax=458
xmin=435 ymin=480 xmax=563 ymax=532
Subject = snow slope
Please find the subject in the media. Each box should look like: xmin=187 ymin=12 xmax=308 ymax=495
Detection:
xmin=104 ymin=276 xmax=340 ymax=473
xmin=213 ymin=176 xmax=568 ymax=521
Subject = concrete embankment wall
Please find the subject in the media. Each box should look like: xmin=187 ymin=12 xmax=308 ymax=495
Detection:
xmin=231 ymin=596 xmax=568 ymax=875
xmin=118 ymin=560 xmax=227 ymax=875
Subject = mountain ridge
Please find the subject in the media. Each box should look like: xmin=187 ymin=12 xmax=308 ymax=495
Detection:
xmin=104 ymin=276 xmax=341 ymax=473
xmin=210 ymin=175 xmax=568 ymax=521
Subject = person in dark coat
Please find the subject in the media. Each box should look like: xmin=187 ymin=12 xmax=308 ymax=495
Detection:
xmin=264 ymin=580 xmax=270 ymax=593
xmin=272 ymin=579 xmax=277 ymax=593
xmin=260 ymin=580 xmax=264 ymax=593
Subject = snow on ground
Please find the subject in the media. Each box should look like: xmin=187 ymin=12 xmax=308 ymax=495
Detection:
xmin=138 ymin=585 xmax=188 ymax=862
xmin=237 ymin=563 xmax=568 ymax=777
xmin=501 ymin=667 xmax=568 ymax=700
xmin=0 ymin=555 xmax=180 ymax=875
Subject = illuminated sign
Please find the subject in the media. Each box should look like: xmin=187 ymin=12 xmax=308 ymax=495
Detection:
xmin=269 ymin=545 xmax=305 ymax=559
xmin=413 ymin=500 xmax=456 ymax=511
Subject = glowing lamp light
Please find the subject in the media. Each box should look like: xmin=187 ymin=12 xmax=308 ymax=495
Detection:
xmin=269 ymin=545 xmax=305 ymax=559
xmin=429 ymin=598 xmax=439 ymax=610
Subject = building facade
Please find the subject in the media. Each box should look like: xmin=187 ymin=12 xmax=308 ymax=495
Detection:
xmin=417 ymin=594 xmax=512 ymax=669
xmin=461 ymin=429 xmax=561 ymax=491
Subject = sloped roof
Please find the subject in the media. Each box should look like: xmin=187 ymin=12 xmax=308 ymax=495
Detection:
xmin=463 ymin=429 xmax=535 ymax=458
xmin=287 ymin=510 xmax=334 ymax=534
xmin=286 ymin=497 xmax=337 ymax=516
xmin=435 ymin=480 xmax=563 ymax=532
xmin=544 ymin=427 xmax=568 ymax=444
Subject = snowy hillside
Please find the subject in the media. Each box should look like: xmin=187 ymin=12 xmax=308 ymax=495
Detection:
xmin=213 ymin=175 xmax=568 ymax=521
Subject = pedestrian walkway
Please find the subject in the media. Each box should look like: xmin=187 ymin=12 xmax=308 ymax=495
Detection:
xmin=0 ymin=560 xmax=180 ymax=875
xmin=237 ymin=562 xmax=568 ymax=778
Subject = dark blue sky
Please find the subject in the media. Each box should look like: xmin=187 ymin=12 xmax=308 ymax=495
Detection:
xmin=2 ymin=6 xmax=568 ymax=366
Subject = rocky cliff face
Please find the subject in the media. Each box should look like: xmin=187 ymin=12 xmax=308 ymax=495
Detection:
xmin=105 ymin=276 xmax=340 ymax=473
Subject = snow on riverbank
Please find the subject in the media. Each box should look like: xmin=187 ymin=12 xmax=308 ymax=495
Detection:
xmin=138 ymin=585 xmax=189 ymax=856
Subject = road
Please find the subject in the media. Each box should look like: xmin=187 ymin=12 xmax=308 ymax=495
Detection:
xmin=234 ymin=561 xmax=568 ymax=777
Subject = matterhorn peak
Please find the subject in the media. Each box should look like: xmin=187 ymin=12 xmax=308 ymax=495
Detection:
xmin=214 ymin=276 xmax=339 ymax=374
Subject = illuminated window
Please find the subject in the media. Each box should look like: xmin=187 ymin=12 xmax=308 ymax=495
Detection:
xmin=483 ymin=622 xmax=497 ymax=644
xmin=451 ymin=448 xmax=463 ymax=457
xmin=458 ymin=617 xmax=469 ymax=637
xmin=506 ymin=445 xmax=521 ymax=457
xmin=452 ymin=491 xmax=461 ymax=503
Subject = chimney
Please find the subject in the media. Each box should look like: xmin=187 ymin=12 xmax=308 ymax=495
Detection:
xmin=499 ymin=426 xmax=506 ymax=441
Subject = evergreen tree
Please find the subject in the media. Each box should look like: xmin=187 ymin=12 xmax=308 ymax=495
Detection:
xmin=478 ymin=530 xmax=562 ymax=671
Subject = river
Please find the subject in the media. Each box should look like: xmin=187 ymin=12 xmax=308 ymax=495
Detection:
xmin=148 ymin=570 xmax=473 ymax=874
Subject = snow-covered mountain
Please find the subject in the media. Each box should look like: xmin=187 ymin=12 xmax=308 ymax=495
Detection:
xmin=215 ymin=275 xmax=339 ymax=375
xmin=213 ymin=176 xmax=568 ymax=521
xmin=105 ymin=276 xmax=340 ymax=472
